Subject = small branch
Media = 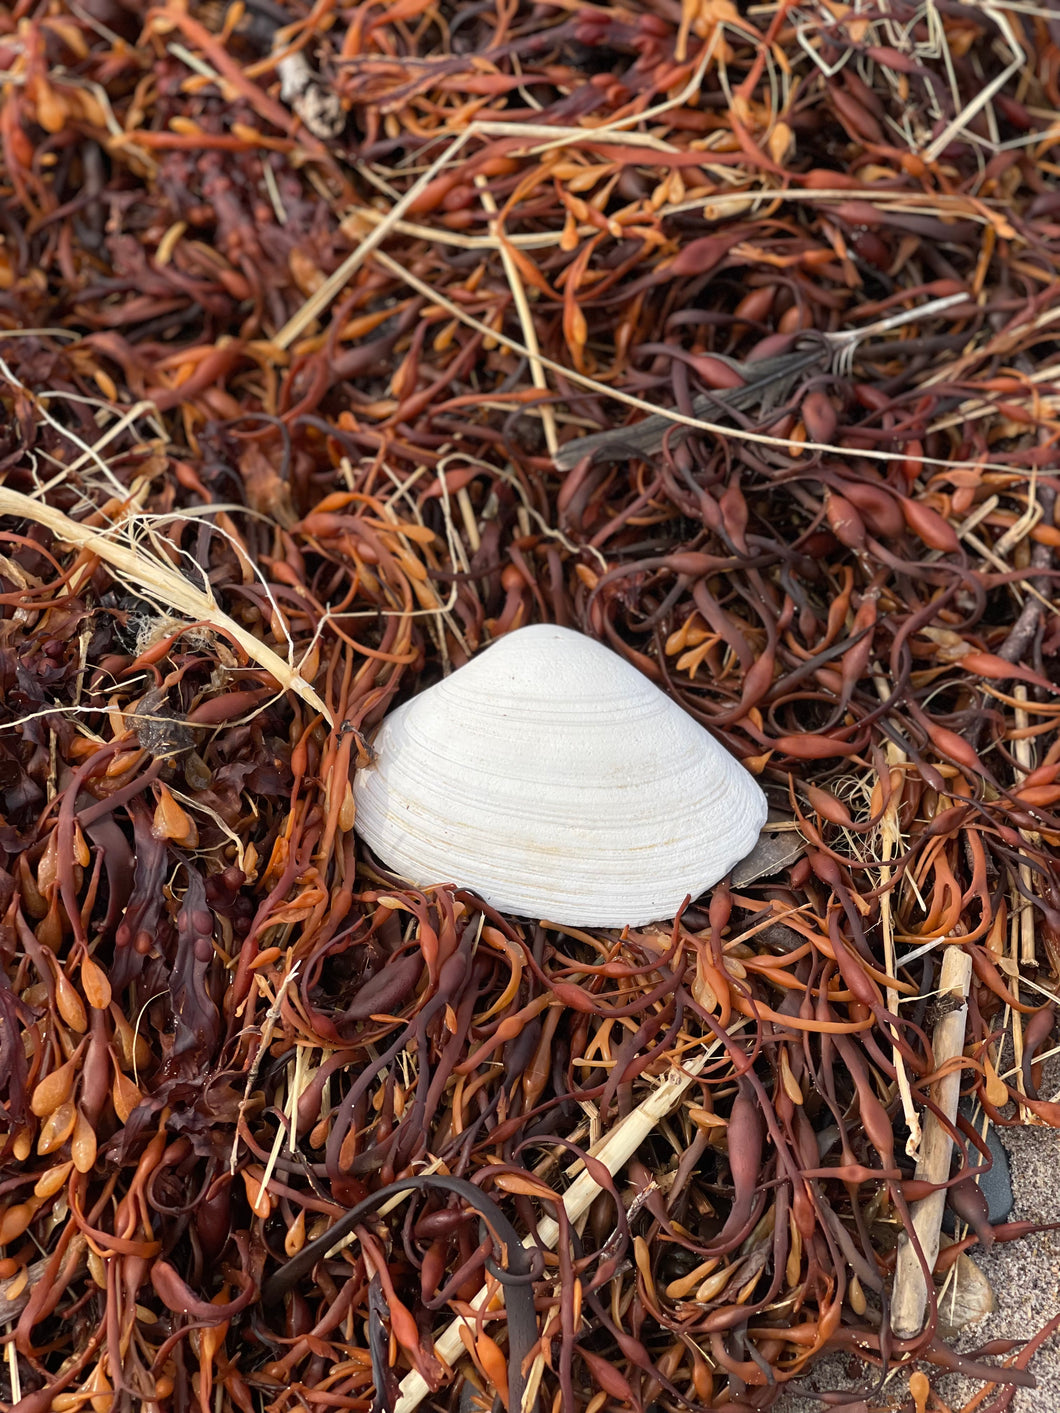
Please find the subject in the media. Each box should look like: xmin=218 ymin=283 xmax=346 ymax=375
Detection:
xmin=393 ymin=1026 xmax=743 ymax=1413
xmin=1011 ymin=685 xmax=1039 ymax=971
xmin=891 ymin=947 xmax=974 ymax=1338
xmin=874 ymin=676 xmax=921 ymax=1158
xmin=474 ymin=176 xmax=558 ymax=456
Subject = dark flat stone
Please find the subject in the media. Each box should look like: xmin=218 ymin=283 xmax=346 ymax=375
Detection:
xmin=942 ymin=1096 xmax=1014 ymax=1233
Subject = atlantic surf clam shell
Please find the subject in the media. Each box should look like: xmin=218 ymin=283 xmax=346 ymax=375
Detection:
xmin=353 ymin=624 xmax=768 ymax=927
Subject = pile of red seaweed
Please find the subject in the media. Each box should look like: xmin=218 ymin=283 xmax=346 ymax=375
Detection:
xmin=2 ymin=0 xmax=1060 ymax=1410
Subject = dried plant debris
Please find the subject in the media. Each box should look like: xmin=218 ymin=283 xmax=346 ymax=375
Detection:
xmin=1 ymin=1 xmax=1060 ymax=1411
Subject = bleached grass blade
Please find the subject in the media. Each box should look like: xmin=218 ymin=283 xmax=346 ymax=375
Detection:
xmin=0 ymin=487 xmax=331 ymax=723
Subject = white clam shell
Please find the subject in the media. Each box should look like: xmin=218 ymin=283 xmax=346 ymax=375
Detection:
xmin=353 ymin=624 xmax=768 ymax=927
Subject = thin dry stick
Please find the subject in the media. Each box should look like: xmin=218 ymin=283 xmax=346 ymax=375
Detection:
xmin=237 ymin=958 xmax=302 ymax=1181
xmin=275 ymin=46 xmax=721 ymax=351
xmin=368 ymin=246 xmax=1038 ymax=481
xmin=4 ymin=1336 xmax=19 ymax=1404
xmin=875 ymin=677 xmax=921 ymax=1156
xmin=343 ymin=206 xmax=595 ymax=252
xmin=474 ymin=174 xmax=558 ymax=456
xmin=891 ymin=947 xmax=974 ymax=1338
xmin=1009 ymin=887 xmax=1027 ymax=1100
xmin=921 ymin=3 xmax=1025 ymax=161
xmin=662 ymin=186 xmax=1014 ymax=228
xmin=962 ymin=529 xmax=1056 ymax=617
xmin=274 ymin=125 xmax=480 ymax=349
xmin=392 ymin=1027 xmax=742 ymax=1413
xmin=1012 ymin=684 xmax=1040 ymax=971
xmin=0 ymin=487 xmax=331 ymax=722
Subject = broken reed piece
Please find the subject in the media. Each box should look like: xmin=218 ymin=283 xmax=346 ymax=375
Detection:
xmin=391 ymin=1027 xmax=742 ymax=1413
xmin=891 ymin=946 xmax=974 ymax=1338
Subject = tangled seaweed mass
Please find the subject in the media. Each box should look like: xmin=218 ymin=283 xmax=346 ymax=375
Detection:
xmin=2 ymin=0 xmax=1060 ymax=1410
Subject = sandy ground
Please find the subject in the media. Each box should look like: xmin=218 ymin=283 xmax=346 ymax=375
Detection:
xmin=776 ymin=1062 xmax=1060 ymax=1412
